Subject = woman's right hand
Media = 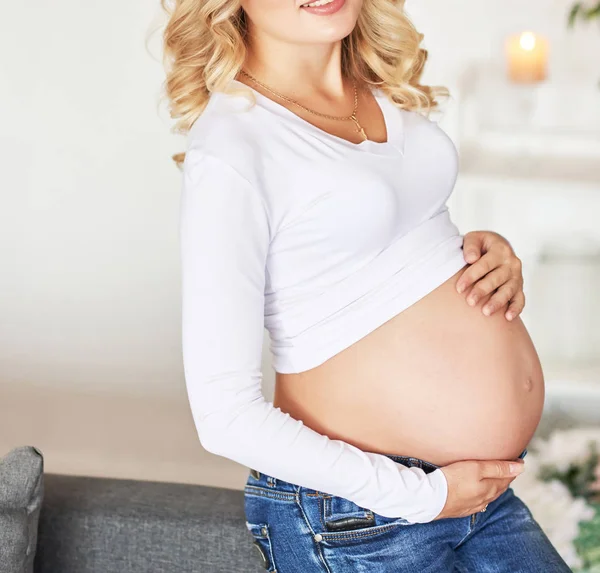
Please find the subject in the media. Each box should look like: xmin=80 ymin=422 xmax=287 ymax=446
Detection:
xmin=433 ymin=458 xmax=526 ymax=519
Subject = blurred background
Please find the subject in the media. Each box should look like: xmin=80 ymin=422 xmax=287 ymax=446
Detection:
xmin=1 ymin=0 xmax=599 ymax=566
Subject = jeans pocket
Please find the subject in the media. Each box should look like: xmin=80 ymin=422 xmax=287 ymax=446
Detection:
xmin=321 ymin=494 xmax=411 ymax=538
xmin=246 ymin=522 xmax=278 ymax=572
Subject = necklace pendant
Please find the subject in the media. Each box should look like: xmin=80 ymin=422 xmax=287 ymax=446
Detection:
xmin=350 ymin=114 xmax=368 ymax=141
xmin=356 ymin=125 xmax=368 ymax=141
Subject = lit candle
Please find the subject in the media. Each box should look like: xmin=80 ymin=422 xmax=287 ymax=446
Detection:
xmin=506 ymin=32 xmax=549 ymax=83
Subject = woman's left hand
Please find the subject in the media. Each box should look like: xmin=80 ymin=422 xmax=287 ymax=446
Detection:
xmin=455 ymin=231 xmax=525 ymax=321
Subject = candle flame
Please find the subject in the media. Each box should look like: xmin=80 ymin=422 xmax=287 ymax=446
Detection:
xmin=520 ymin=32 xmax=537 ymax=51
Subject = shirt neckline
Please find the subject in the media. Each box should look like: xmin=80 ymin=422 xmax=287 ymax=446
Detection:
xmin=229 ymin=79 xmax=405 ymax=157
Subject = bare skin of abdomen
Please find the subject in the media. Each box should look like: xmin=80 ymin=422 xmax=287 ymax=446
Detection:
xmin=273 ymin=264 xmax=545 ymax=467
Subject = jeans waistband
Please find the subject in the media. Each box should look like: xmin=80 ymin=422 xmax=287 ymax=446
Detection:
xmin=381 ymin=447 xmax=528 ymax=475
xmin=248 ymin=448 xmax=529 ymax=487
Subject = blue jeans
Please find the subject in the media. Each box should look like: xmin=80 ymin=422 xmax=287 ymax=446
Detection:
xmin=244 ymin=448 xmax=572 ymax=572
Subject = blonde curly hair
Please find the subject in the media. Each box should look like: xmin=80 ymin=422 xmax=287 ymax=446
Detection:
xmin=160 ymin=0 xmax=448 ymax=167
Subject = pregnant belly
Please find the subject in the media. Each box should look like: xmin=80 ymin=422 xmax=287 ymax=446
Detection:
xmin=273 ymin=264 xmax=545 ymax=466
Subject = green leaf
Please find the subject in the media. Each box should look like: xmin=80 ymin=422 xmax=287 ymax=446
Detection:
xmin=569 ymin=2 xmax=583 ymax=27
xmin=585 ymin=3 xmax=600 ymax=19
xmin=568 ymin=1 xmax=600 ymax=26
xmin=573 ymin=504 xmax=600 ymax=571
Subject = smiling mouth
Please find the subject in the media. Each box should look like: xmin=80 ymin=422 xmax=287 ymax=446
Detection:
xmin=301 ymin=0 xmax=335 ymax=7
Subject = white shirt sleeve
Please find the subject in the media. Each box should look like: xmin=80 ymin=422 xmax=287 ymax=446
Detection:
xmin=179 ymin=149 xmax=449 ymax=524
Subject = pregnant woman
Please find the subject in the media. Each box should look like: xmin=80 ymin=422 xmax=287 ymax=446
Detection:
xmin=163 ymin=0 xmax=571 ymax=570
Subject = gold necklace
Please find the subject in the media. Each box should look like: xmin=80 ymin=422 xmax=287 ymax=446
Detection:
xmin=239 ymin=69 xmax=368 ymax=141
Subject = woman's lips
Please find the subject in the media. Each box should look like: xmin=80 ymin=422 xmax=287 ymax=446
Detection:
xmin=300 ymin=0 xmax=346 ymax=16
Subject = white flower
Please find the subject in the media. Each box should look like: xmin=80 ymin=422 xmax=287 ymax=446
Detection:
xmin=529 ymin=427 xmax=600 ymax=473
xmin=511 ymin=427 xmax=600 ymax=568
xmin=510 ymin=428 xmax=600 ymax=570
xmin=512 ymin=470 xmax=594 ymax=569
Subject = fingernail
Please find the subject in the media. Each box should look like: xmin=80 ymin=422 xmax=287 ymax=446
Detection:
xmin=465 ymin=251 xmax=477 ymax=262
xmin=457 ymin=282 xmax=465 ymax=294
xmin=483 ymin=305 xmax=493 ymax=316
xmin=506 ymin=312 xmax=514 ymax=321
xmin=510 ymin=463 xmax=525 ymax=474
xmin=468 ymin=296 xmax=478 ymax=306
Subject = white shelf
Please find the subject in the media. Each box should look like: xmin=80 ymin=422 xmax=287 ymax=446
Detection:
xmin=544 ymin=361 xmax=600 ymax=394
xmin=458 ymin=146 xmax=600 ymax=188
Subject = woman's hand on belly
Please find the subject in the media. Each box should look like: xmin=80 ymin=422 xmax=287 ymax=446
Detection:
xmin=434 ymin=457 xmax=526 ymax=519
xmin=456 ymin=230 xmax=525 ymax=321
xmin=274 ymin=263 xmax=545 ymax=466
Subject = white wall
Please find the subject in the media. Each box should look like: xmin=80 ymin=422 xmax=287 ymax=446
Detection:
xmin=409 ymin=0 xmax=600 ymax=88
xmin=1 ymin=0 xmax=599 ymax=398
xmin=1 ymin=1 xmax=185 ymax=396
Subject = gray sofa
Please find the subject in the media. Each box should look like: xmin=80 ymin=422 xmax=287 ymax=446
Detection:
xmin=33 ymin=473 xmax=265 ymax=573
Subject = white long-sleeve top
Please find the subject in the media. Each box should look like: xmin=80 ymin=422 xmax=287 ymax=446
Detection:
xmin=179 ymin=79 xmax=467 ymax=523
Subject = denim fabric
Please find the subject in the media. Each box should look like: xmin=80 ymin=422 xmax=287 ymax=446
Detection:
xmin=244 ymin=448 xmax=572 ymax=572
